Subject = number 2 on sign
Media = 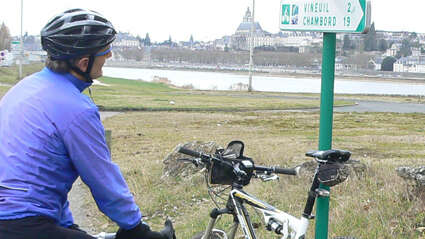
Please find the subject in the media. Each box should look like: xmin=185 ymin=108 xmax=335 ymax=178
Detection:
xmin=344 ymin=16 xmax=351 ymax=27
xmin=347 ymin=2 xmax=352 ymax=13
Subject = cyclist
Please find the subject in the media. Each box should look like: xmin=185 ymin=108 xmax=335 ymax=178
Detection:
xmin=0 ymin=9 xmax=175 ymax=239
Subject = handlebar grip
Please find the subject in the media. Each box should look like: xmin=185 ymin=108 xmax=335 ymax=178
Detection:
xmin=274 ymin=167 xmax=298 ymax=176
xmin=178 ymin=147 xmax=202 ymax=158
xmin=104 ymin=233 xmax=116 ymax=239
xmin=94 ymin=232 xmax=116 ymax=239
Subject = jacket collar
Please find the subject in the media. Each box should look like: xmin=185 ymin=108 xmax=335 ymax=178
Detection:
xmin=43 ymin=67 xmax=92 ymax=92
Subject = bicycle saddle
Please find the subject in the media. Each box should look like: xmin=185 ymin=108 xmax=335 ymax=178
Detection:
xmin=305 ymin=149 xmax=351 ymax=163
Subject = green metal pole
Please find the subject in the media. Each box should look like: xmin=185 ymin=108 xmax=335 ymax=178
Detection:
xmin=315 ymin=32 xmax=336 ymax=239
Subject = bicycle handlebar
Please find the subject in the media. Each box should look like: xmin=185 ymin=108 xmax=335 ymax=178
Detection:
xmin=178 ymin=147 xmax=298 ymax=176
xmin=254 ymin=165 xmax=298 ymax=176
xmin=178 ymin=147 xmax=203 ymax=158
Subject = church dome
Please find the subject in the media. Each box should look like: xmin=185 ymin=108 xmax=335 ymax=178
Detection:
xmin=235 ymin=7 xmax=264 ymax=35
xmin=236 ymin=22 xmax=263 ymax=32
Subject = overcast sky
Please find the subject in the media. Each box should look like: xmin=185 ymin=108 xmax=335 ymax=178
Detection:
xmin=1 ymin=0 xmax=423 ymax=42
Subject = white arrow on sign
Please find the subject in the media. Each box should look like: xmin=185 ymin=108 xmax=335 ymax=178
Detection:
xmin=280 ymin=0 xmax=370 ymax=33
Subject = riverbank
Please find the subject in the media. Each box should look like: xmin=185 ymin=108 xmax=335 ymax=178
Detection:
xmin=103 ymin=66 xmax=425 ymax=96
xmin=89 ymin=76 xmax=353 ymax=112
xmin=105 ymin=61 xmax=425 ymax=84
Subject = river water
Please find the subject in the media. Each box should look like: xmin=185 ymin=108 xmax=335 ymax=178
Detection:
xmin=103 ymin=67 xmax=425 ymax=96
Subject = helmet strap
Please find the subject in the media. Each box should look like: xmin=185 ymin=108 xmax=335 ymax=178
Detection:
xmin=67 ymin=55 xmax=95 ymax=83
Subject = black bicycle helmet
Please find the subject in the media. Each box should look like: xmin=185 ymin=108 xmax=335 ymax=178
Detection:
xmin=41 ymin=8 xmax=116 ymax=60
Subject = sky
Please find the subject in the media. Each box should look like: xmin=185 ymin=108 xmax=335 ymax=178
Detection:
xmin=1 ymin=0 xmax=424 ymax=42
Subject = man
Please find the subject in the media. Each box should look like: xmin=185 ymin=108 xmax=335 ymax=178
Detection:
xmin=0 ymin=9 xmax=175 ymax=239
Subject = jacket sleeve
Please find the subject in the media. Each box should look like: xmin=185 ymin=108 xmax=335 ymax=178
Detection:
xmin=62 ymin=108 xmax=142 ymax=230
xmin=59 ymin=200 xmax=74 ymax=227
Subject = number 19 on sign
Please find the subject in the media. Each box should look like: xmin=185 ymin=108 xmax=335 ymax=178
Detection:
xmin=344 ymin=16 xmax=351 ymax=27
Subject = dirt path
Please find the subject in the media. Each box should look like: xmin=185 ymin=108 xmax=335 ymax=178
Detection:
xmin=68 ymin=111 xmax=120 ymax=233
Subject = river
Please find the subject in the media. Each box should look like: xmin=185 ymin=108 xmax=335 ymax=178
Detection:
xmin=103 ymin=67 xmax=425 ymax=96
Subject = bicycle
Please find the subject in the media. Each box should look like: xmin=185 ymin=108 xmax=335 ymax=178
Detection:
xmin=178 ymin=140 xmax=354 ymax=239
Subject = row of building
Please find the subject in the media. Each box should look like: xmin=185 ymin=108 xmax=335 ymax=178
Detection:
xmin=3 ymin=7 xmax=425 ymax=73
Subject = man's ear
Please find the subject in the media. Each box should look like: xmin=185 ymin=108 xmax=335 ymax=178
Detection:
xmin=74 ymin=57 xmax=89 ymax=72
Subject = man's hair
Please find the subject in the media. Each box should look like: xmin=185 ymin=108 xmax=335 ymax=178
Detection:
xmin=45 ymin=56 xmax=83 ymax=74
xmin=45 ymin=57 xmax=70 ymax=73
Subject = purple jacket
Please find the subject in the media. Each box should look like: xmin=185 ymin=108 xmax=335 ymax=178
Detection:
xmin=0 ymin=67 xmax=142 ymax=229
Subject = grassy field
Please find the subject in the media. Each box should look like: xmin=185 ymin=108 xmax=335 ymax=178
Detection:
xmin=1 ymin=64 xmax=424 ymax=238
xmin=81 ymin=111 xmax=425 ymax=239
xmin=89 ymin=77 xmax=354 ymax=111
xmin=0 ymin=63 xmax=44 ymax=85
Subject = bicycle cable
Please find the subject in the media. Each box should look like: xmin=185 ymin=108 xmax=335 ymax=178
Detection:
xmin=204 ymin=173 xmax=231 ymax=208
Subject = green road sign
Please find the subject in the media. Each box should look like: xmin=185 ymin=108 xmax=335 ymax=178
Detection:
xmin=11 ymin=41 xmax=21 ymax=45
xmin=280 ymin=0 xmax=371 ymax=33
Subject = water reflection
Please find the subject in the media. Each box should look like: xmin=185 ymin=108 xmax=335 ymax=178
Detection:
xmin=103 ymin=67 xmax=425 ymax=96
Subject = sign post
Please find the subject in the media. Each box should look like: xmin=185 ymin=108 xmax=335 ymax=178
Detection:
xmin=280 ymin=1 xmax=370 ymax=238
xmin=316 ymin=32 xmax=336 ymax=238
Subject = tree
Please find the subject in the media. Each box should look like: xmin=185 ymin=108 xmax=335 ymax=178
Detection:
xmin=189 ymin=34 xmax=194 ymax=48
xmin=224 ymin=44 xmax=229 ymax=52
xmin=409 ymin=32 xmax=418 ymax=41
xmin=363 ymin=22 xmax=377 ymax=51
xmin=342 ymin=34 xmax=352 ymax=51
xmin=378 ymin=39 xmax=388 ymax=52
xmin=144 ymin=33 xmax=151 ymax=46
xmin=399 ymin=39 xmax=412 ymax=57
xmin=136 ymin=35 xmax=142 ymax=46
xmin=168 ymin=35 xmax=172 ymax=46
xmin=381 ymin=56 xmax=397 ymax=71
xmin=0 ymin=22 xmax=12 ymax=51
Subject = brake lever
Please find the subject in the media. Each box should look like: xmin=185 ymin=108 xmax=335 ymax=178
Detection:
xmin=257 ymin=174 xmax=279 ymax=182
xmin=178 ymin=158 xmax=202 ymax=167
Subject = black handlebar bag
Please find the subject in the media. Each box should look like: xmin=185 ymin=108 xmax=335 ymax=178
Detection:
xmin=208 ymin=141 xmax=254 ymax=186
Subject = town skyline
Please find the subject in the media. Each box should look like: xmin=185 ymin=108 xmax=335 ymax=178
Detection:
xmin=1 ymin=0 xmax=425 ymax=42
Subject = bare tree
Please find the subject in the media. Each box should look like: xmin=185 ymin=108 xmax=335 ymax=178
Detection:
xmin=0 ymin=22 xmax=12 ymax=51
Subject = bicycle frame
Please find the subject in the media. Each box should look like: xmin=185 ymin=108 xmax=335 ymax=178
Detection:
xmin=202 ymin=181 xmax=316 ymax=239
xmin=231 ymin=188 xmax=309 ymax=239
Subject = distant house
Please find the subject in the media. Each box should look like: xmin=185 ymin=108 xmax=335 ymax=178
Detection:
xmin=369 ymin=57 xmax=383 ymax=71
xmin=394 ymin=56 xmax=425 ymax=73
xmin=385 ymin=43 xmax=401 ymax=57
xmin=113 ymin=32 xmax=140 ymax=49
xmin=335 ymin=56 xmax=358 ymax=71
xmin=214 ymin=36 xmax=231 ymax=51
xmin=411 ymin=47 xmax=421 ymax=57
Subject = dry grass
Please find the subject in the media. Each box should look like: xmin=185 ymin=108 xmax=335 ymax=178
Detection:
xmin=79 ymin=111 xmax=425 ymax=238
xmin=1 ymin=64 xmax=424 ymax=237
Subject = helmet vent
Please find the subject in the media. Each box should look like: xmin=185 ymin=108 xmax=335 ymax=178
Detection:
xmin=47 ymin=20 xmax=65 ymax=32
xmin=94 ymin=16 xmax=108 ymax=23
xmin=45 ymin=16 xmax=61 ymax=28
xmin=71 ymin=14 xmax=88 ymax=23
xmin=90 ymin=25 xmax=107 ymax=34
xmin=63 ymin=27 xmax=83 ymax=35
